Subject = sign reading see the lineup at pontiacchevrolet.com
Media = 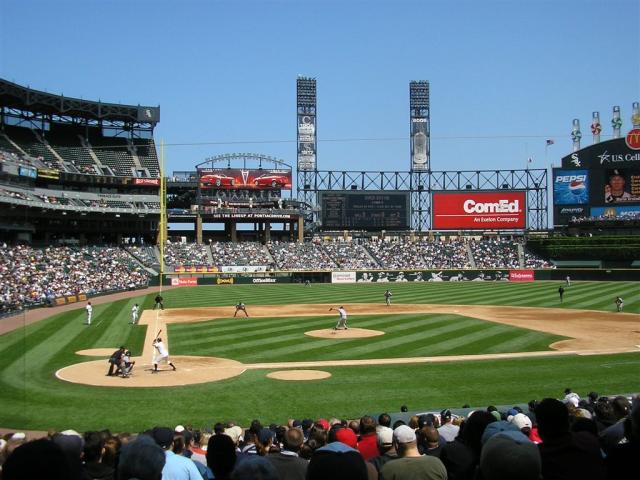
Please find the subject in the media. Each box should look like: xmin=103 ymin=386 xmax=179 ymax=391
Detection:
xmin=431 ymin=191 xmax=526 ymax=230
xmin=554 ymin=170 xmax=589 ymax=205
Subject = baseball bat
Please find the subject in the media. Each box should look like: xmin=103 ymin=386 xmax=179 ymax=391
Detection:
xmin=155 ymin=329 xmax=162 ymax=340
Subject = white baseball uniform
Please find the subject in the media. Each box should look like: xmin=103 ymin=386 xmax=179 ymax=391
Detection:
xmin=334 ymin=307 xmax=348 ymax=330
xmin=85 ymin=304 xmax=93 ymax=325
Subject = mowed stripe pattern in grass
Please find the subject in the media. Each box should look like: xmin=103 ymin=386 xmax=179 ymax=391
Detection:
xmin=169 ymin=313 xmax=563 ymax=362
xmin=158 ymin=281 xmax=638 ymax=313
xmin=0 ymin=281 xmax=638 ymax=431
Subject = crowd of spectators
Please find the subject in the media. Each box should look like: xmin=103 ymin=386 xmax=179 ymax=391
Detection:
xmin=570 ymin=212 xmax=640 ymax=224
xmin=126 ymin=246 xmax=160 ymax=269
xmin=0 ymin=391 xmax=636 ymax=479
xmin=0 ymin=244 xmax=149 ymax=315
xmin=469 ymin=239 xmax=521 ymax=269
xmin=366 ymin=239 xmax=472 ymax=270
xmin=210 ymin=242 xmax=273 ymax=268
xmin=0 ymin=147 xmax=40 ymax=168
xmin=523 ymin=250 xmax=553 ymax=269
xmin=163 ymin=243 xmax=211 ymax=267
xmin=267 ymin=240 xmax=337 ymax=270
xmin=322 ymin=241 xmax=380 ymax=269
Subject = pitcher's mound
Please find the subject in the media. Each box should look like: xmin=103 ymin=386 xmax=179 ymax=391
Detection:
xmin=305 ymin=328 xmax=385 ymax=339
xmin=267 ymin=370 xmax=332 ymax=381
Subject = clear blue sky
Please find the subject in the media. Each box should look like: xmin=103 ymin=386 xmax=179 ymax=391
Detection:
xmin=1 ymin=0 xmax=639 ymax=176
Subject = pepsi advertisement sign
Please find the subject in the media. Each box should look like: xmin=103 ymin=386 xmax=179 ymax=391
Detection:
xmin=554 ymin=170 xmax=589 ymax=205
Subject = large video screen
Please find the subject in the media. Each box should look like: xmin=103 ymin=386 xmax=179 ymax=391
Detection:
xmin=432 ymin=191 xmax=526 ymax=230
xmin=320 ymin=191 xmax=410 ymax=230
xmin=553 ymin=136 xmax=640 ymax=225
xmin=198 ymin=168 xmax=292 ymax=190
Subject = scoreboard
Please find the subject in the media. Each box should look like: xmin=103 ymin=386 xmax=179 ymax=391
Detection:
xmin=319 ymin=191 xmax=410 ymax=230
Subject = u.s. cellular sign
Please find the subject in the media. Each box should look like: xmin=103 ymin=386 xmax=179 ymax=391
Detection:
xmin=432 ymin=191 xmax=526 ymax=230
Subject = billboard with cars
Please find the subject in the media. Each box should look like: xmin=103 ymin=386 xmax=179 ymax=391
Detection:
xmin=198 ymin=168 xmax=292 ymax=190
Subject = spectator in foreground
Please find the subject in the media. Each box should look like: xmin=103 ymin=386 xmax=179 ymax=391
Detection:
xmin=206 ymin=434 xmax=237 ymax=480
xmin=479 ymin=431 xmax=541 ymax=480
xmin=118 ymin=435 xmax=166 ymax=480
xmin=368 ymin=426 xmax=397 ymax=474
xmin=605 ymin=399 xmax=640 ymax=479
xmin=307 ymin=441 xmax=368 ymax=480
xmin=440 ymin=410 xmax=496 ymax=480
xmin=152 ymin=427 xmax=201 ymax=479
xmin=83 ymin=431 xmax=115 ymax=480
xmin=380 ymin=425 xmax=447 ymax=480
xmin=536 ymin=398 xmax=605 ymax=480
xmin=266 ymin=427 xmax=308 ymax=480
xmin=358 ymin=415 xmax=379 ymax=461
xmin=231 ymin=455 xmax=279 ymax=480
xmin=2 ymin=439 xmax=71 ymax=480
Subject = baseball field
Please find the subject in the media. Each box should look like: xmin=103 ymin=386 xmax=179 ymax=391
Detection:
xmin=1 ymin=280 xmax=639 ymax=432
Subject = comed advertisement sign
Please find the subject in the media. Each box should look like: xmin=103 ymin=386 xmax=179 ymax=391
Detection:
xmin=432 ymin=191 xmax=526 ymax=230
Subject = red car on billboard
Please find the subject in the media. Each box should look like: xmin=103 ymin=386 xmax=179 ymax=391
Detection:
xmin=432 ymin=191 xmax=526 ymax=230
xmin=200 ymin=173 xmax=235 ymax=187
xmin=253 ymin=173 xmax=290 ymax=188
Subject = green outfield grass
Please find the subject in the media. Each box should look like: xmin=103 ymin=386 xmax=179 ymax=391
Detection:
xmin=1 ymin=281 xmax=638 ymax=432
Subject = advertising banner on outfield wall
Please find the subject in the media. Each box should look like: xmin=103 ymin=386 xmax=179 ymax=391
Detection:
xmin=432 ymin=191 xmax=526 ymax=230
xmin=355 ymin=270 xmax=512 ymax=282
xmin=509 ymin=270 xmax=534 ymax=282
xmin=171 ymin=278 xmax=198 ymax=286
xmin=331 ymin=271 xmax=357 ymax=283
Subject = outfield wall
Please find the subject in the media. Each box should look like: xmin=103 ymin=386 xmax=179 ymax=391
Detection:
xmin=153 ymin=268 xmax=640 ymax=286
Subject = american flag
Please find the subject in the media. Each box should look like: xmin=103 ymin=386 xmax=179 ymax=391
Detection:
xmin=546 ymin=139 xmax=555 ymax=146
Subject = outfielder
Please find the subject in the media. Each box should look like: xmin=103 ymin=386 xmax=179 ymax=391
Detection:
xmin=330 ymin=306 xmax=348 ymax=331
xmin=130 ymin=303 xmax=139 ymax=324
xmin=152 ymin=337 xmax=176 ymax=373
xmin=85 ymin=302 xmax=93 ymax=325
xmin=384 ymin=289 xmax=393 ymax=306
xmin=615 ymin=296 xmax=624 ymax=312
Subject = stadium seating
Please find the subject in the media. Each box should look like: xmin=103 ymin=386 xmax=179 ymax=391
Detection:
xmin=469 ymin=239 xmax=521 ymax=269
xmin=210 ymin=242 xmax=273 ymax=268
xmin=163 ymin=243 xmax=211 ymax=267
xmin=322 ymin=241 xmax=380 ymax=269
xmin=2 ymin=125 xmax=160 ymax=178
xmin=267 ymin=241 xmax=337 ymax=270
xmin=0 ymin=244 xmax=149 ymax=315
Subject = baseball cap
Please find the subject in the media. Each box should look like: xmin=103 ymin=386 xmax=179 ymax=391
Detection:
xmin=510 ymin=413 xmax=532 ymax=430
xmin=152 ymin=427 xmax=174 ymax=448
xmin=335 ymin=428 xmax=358 ymax=448
xmin=258 ymin=428 xmax=275 ymax=445
xmin=393 ymin=425 xmax=416 ymax=444
xmin=223 ymin=425 xmax=243 ymax=444
xmin=418 ymin=414 xmax=436 ymax=429
xmin=481 ymin=420 xmax=520 ymax=445
xmin=316 ymin=418 xmax=330 ymax=431
xmin=377 ymin=426 xmax=393 ymax=446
